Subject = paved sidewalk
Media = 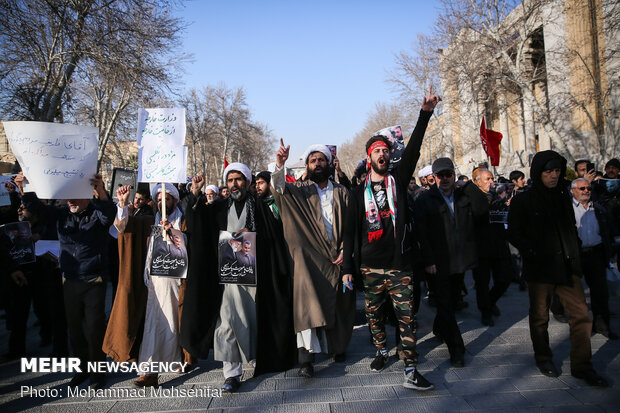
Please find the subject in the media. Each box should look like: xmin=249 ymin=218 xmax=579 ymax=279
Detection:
xmin=1 ymin=276 xmax=619 ymax=412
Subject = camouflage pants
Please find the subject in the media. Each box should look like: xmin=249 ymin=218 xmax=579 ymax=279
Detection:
xmin=362 ymin=267 xmax=418 ymax=367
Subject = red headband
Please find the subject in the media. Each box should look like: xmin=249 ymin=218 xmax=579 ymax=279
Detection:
xmin=368 ymin=141 xmax=389 ymax=157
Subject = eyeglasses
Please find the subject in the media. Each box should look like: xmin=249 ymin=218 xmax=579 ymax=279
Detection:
xmin=576 ymin=186 xmax=591 ymax=191
xmin=436 ymin=171 xmax=454 ymax=179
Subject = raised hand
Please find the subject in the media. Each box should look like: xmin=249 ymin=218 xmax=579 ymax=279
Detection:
xmin=334 ymin=156 xmax=342 ymax=173
xmin=90 ymin=174 xmax=108 ymax=200
xmin=13 ymin=172 xmax=25 ymax=195
xmin=191 ymin=174 xmax=205 ymax=196
xmin=276 ymin=138 xmax=290 ymax=168
xmin=116 ymin=185 xmax=131 ymax=208
xmin=421 ymin=85 xmax=441 ymax=112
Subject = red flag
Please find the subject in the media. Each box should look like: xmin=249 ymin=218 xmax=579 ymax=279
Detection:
xmin=224 ymin=157 xmax=229 ymax=168
xmin=480 ymin=117 xmax=503 ymax=166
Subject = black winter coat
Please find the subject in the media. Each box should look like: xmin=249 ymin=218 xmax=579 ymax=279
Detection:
xmin=507 ymin=150 xmax=582 ymax=285
xmin=414 ymin=182 xmax=480 ymax=275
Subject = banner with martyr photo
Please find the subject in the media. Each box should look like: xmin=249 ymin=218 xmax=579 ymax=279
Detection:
xmin=373 ymin=125 xmax=405 ymax=171
xmin=218 ymin=231 xmax=257 ymax=285
xmin=1 ymin=222 xmax=35 ymax=265
xmin=147 ymin=225 xmax=188 ymax=278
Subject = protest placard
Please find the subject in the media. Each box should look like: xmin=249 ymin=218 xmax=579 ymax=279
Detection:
xmin=137 ymin=142 xmax=187 ymax=183
xmin=2 ymin=122 xmax=98 ymax=199
xmin=0 ymin=175 xmax=16 ymax=207
xmin=136 ymin=108 xmax=186 ymax=147
xmin=147 ymin=225 xmax=188 ymax=278
xmin=218 ymin=231 xmax=257 ymax=285
xmin=1 ymin=222 xmax=35 ymax=265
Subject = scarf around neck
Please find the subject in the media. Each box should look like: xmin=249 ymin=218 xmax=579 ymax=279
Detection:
xmin=227 ymin=192 xmax=257 ymax=231
xmin=364 ymin=173 xmax=397 ymax=242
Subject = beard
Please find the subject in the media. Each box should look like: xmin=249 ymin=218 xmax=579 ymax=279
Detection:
xmin=370 ymin=157 xmax=390 ymax=174
xmin=308 ymin=165 xmax=331 ymax=183
xmin=230 ymin=186 xmax=246 ymax=201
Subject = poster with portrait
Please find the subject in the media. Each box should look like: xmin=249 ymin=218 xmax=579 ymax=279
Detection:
xmin=374 ymin=125 xmax=404 ymax=171
xmin=148 ymin=225 xmax=188 ymax=278
xmin=1 ymin=222 xmax=35 ymax=265
xmin=218 ymin=231 xmax=257 ymax=285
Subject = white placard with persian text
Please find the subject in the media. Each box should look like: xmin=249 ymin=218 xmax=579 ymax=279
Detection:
xmin=3 ymin=122 xmax=98 ymax=199
xmin=136 ymin=108 xmax=186 ymax=147
xmin=138 ymin=142 xmax=187 ymax=183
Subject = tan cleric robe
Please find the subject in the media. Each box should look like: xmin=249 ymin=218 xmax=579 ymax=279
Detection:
xmin=272 ymin=167 xmax=355 ymax=355
xmin=102 ymin=211 xmax=153 ymax=362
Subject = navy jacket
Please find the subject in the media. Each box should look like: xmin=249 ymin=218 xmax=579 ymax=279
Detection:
xmin=24 ymin=193 xmax=116 ymax=280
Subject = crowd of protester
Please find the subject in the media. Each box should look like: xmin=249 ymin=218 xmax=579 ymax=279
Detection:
xmin=1 ymin=89 xmax=618 ymax=394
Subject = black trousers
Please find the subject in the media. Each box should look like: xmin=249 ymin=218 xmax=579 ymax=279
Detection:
xmin=473 ymin=256 xmax=511 ymax=315
xmin=431 ymin=271 xmax=465 ymax=358
xmin=63 ymin=276 xmax=107 ymax=366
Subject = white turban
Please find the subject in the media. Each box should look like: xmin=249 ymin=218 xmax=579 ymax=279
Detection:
xmin=205 ymin=185 xmax=219 ymax=194
xmin=418 ymin=165 xmax=433 ymax=178
xmin=223 ymin=162 xmax=252 ymax=182
xmin=302 ymin=144 xmax=332 ymax=164
xmin=151 ymin=183 xmax=180 ymax=202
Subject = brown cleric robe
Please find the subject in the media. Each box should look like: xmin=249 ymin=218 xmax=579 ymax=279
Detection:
xmin=102 ymin=213 xmax=153 ymax=362
xmin=271 ymin=167 xmax=355 ymax=355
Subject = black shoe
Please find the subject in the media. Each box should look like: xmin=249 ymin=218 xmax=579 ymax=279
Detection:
xmin=491 ymin=304 xmax=501 ymax=317
xmin=536 ymin=361 xmax=560 ymax=377
xmin=593 ymin=317 xmax=619 ymax=340
xmin=571 ymin=369 xmax=608 ymax=387
xmin=403 ymin=369 xmax=434 ymax=391
xmin=89 ymin=373 xmax=106 ymax=390
xmin=221 ymin=376 xmax=241 ymax=393
xmin=370 ymin=352 xmax=389 ymax=372
xmin=481 ymin=312 xmax=494 ymax=326
xmin=298 ymin=363 xmax=314 ymax=378
xmin=553 ymin=313 xmax=568 ymax=323
xmin=450 ymin=353 xmax=465 ymax=368
xmin=334 ymin=353 xmax=346 ymax=363
xmin=69 ymin=372 xmax=90 ymax=386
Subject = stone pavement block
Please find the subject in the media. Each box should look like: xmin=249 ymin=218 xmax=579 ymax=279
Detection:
xmin=275 ymin=376 xmax=361 ymax=391
xmin=340 ymin=385 xmax=396 ymax=401
xmin=109 ymin=396 xmax=212 ymax=412
xmin=519 ymin=389 xmax=581 ymax=406
xmin=273 ymin=403 xmax=330 ymax=413
xmin=482 ymin=354 xmax=532 ymax=366
xmin=209 ymin=391 xmax=282 ymax=409
xmin=40 ymin=401 xmax=117 ymax=413
xmin=453 ymin=365 xmax=523 ymax=380
xmin=183 ymin=370 xmax=225 ymax=384
xmin=566 ymin=387 xmax=620 ymax=404
xmin=330 ymin=396 xmax=473 ymax=413
xmin=357 ymin=372 xmax=402 ymax=386
xmin=235 ymin=377 xmax=276 ymax=392
xmin=281 ymin=388 xmax=342 ymax=404
xmin=392 ymin=382 xmax=451 ymax=398
xmin=509 ymin=376 xmax=569 ymax=391
xmin=422 ymin=369 xmax=461 ymax=384
xmin=464 ymin=392 xmax=533 ymax=409
xmin=444 ymin=378 xmax=517 ymax=396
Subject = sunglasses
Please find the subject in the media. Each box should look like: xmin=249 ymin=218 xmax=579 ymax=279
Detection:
xmin=436 ymin=171 xmax=454 ymax=179
xmin=576 ymin=186 xmax=591 ymax=191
